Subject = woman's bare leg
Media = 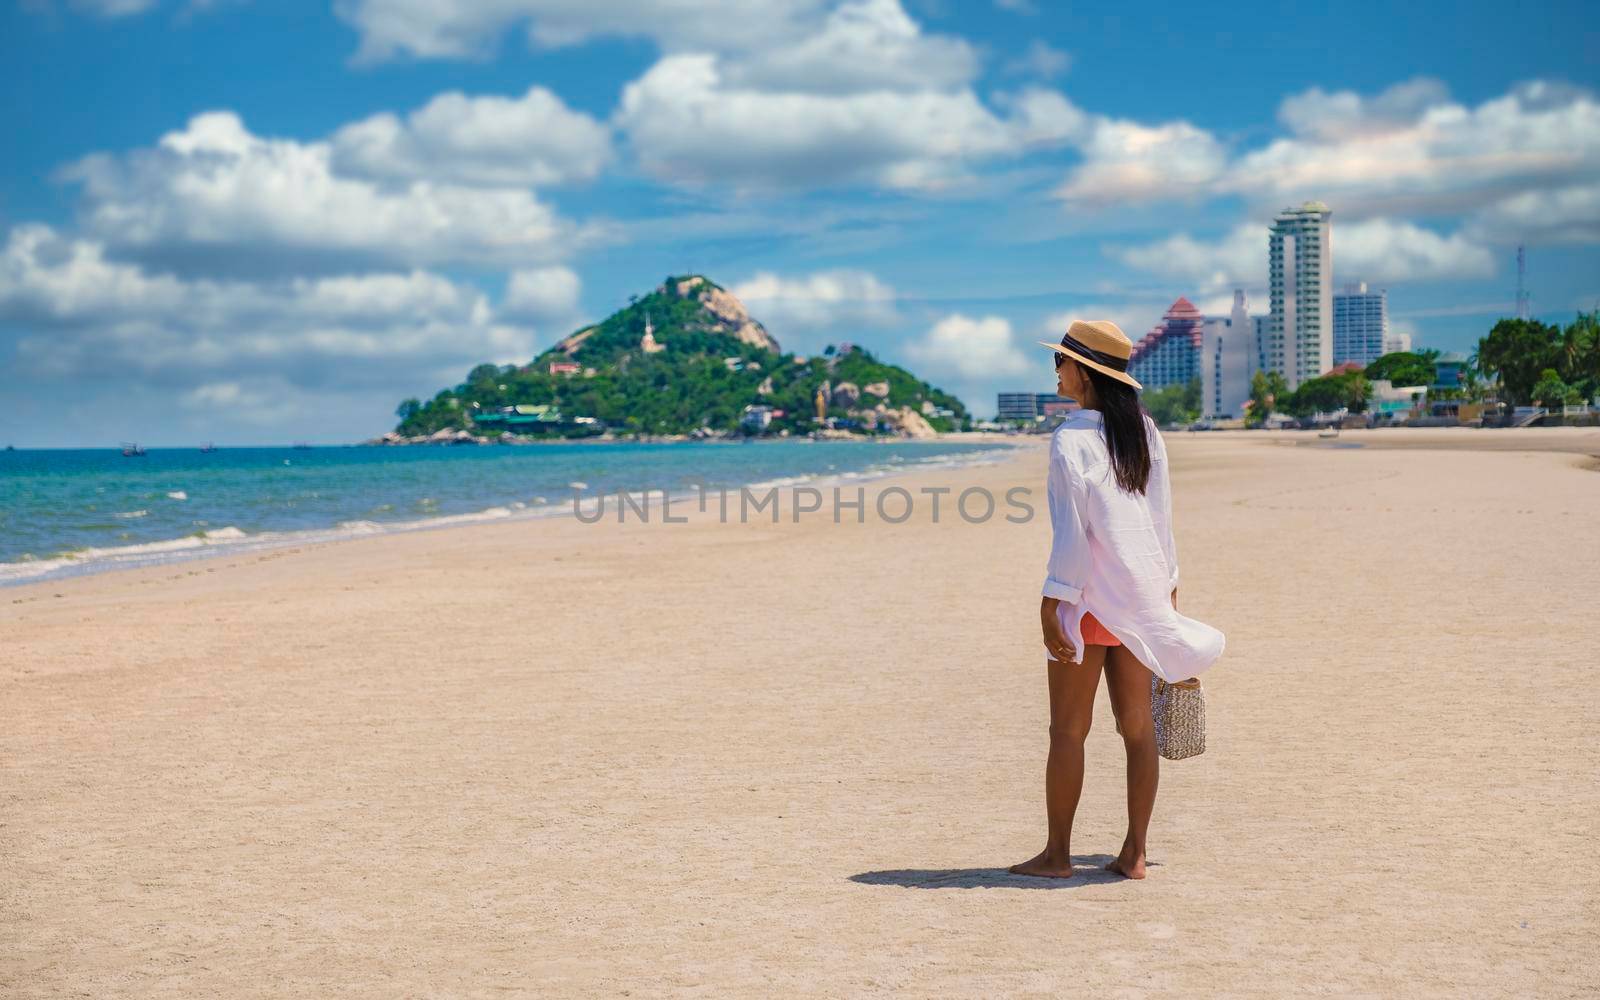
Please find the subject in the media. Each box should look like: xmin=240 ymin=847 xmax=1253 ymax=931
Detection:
xmin=1102 ymin=645 xmax=1158 ymax=879
xmin=1009 ymin=647 xmax=1106 ymax=878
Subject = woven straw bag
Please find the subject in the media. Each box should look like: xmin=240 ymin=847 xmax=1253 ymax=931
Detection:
xmin=1152 ymin=677 xmax=1206 ymax=760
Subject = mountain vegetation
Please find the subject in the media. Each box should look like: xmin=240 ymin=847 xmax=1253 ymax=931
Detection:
xmin=392 ymin=275 xmax=969 ymax=439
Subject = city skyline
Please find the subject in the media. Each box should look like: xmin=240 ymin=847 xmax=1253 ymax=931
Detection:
xmin=1 ymin=1 xmax=1596 ymax=445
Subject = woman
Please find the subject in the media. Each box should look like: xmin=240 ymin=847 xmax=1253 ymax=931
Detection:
xmin=1009 ymin=320 xmax=1226 ymax=881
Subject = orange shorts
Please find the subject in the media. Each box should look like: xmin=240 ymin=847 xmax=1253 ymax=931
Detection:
xmin=1080 ymin=611 xmax=1121 ymax=647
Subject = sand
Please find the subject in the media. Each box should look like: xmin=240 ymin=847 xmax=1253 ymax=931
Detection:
xmin=3 ymin=429 xmax=1597 ymax=998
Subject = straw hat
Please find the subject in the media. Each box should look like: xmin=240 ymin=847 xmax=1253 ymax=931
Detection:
xmin=1038 ymin=320 xmax=1143 ymax=391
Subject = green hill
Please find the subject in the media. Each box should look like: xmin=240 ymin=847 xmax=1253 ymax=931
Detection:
xmin=391 ymin=275 xmax=969 ymax=439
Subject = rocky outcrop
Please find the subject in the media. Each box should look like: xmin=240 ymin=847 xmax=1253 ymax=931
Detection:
xmin=882 ymin=406 xmax=938 ymax=439
xmin=550 ymin=327 xmax=596 ymax=356
xmin=831 ymin=382 xmax=861 ymax=408
xmin=670 ymin=276 xmax=780 ymax=353
xmin=863 ymin=380 xmax=890 ymax=398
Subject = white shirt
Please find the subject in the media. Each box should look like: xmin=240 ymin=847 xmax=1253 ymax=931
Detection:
xmin=1042 ymin=409 xmax=1225 ymax=681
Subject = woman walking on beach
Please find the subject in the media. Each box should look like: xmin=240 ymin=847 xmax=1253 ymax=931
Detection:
xmin=1011 ymin=320 xmax=1226 ymax=880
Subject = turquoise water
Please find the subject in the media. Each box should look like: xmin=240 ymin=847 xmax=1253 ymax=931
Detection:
xmin=0 ymin=439 xmax=1013 ymax=584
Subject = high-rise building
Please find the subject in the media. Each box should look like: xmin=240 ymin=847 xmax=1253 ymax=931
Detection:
xmin=1333 ymin=282 xmax=1388 ymax=368
xmin=1129 ymin=297 xmax=1205 ymax=392
xmin=1201 ymin=290 xmax=1256 ymax=418
xmin=1268 ymin=201 xmax=1333 ymax=389
xmin=1253 ymin=315 xmax=1271 ymax=376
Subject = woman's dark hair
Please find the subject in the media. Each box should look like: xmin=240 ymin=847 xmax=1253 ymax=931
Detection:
xmin=1079 ymin=361 xmax=1151 ymax=494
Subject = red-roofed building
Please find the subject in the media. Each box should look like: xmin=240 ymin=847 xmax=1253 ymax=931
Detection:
xmin=1325 ymin=361 xmax=1365 ymax=377
xmin=1129 ymin=297 xmax=1205 ymax=392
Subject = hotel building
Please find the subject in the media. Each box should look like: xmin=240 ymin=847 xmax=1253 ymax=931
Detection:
xmin=1268 ymin=201 xmax=1333 ymax=389
xmin=1200 ymin=290 xmax=1257 ymax=419
xmin=1333 ymin=282 xmax=1389 ymax=367
xmin=1129 ymin=297 xmax=1205 ymax=392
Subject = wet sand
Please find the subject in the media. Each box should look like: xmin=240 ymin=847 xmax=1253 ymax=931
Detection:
xmin=3 ymin=429 xmax=1596 ymax=997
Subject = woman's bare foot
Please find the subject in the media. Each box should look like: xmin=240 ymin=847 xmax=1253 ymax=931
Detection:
xmin=1008 ymin=849 xmax=1075 ymax=878
xmin=1104 ymin=843 xmax=1147 ymax=879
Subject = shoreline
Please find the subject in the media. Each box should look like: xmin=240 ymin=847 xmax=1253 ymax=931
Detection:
xmin=10 ymin=425 xmax=1595 ymax=590
xmin=2 ymin=430 xmax=1030 ymax=453
xmin=0 ymin=437 xmax=1034 ymax=589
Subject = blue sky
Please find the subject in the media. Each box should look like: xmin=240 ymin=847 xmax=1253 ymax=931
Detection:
xmin=2 ymin=0 xmax=1596 ymax=445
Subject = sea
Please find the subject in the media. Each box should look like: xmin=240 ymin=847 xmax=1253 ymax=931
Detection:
xmin=0 ymin=438 xmax=1017 ymax=586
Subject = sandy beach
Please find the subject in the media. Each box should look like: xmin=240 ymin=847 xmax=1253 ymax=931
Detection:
xmin=3 ymin=427 xmax=1597 ymax=998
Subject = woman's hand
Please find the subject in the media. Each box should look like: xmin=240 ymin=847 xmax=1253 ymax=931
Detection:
xmin=1040 ymin=596 xmax=1076 ymax=663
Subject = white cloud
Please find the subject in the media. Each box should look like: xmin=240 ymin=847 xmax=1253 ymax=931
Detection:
xmin=1276 ymin=77 xmax=1451 ymax=141
xmin=616 ymin=56 xmax=1075 ymax=191
xmin=1226 ymin=80 xmax=1600 ymax=216
xmin=502 ymin=266 xmax=582 ymax=322
xmin=1054 ymin=115 xmax=1229 ymax=206
xmin=1003 ymin=40 xmax=1070 ymax=79
xmin=1464 ymin=182 xmax=1600 ymax=246
xmin=1108 ymin=224 xmax=1265 ymax=294
xmin=1110 ymin=217 xmax=1494 ymax=293
xmin=335 ymin=0 xmax=825 ymax=62
xmin=330 ymin=86 xmax=612 ymax=187
xmin=721 ymin=0 xmax=978 ymax=94
xmin=63 ymin=111 xmax=588 ymax=272
xmin=905 ymin=313 xmax=1031 ymax=379
xmin=0 ymin=225 xmax=541 ymax=392
xmin=731 ymin=269 xmax=898 ymax=350
xmin=1053 ymin=77 xmax=1600 ymax=248
xmin=1335 ymin=218 xmax=1496 ymax=282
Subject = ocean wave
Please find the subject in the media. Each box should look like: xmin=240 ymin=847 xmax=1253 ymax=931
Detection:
xmin=2 ymin=441 xmax=1019 ymax=587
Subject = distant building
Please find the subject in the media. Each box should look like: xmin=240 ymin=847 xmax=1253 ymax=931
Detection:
xmin=1333 ymin=282 xmax=1388 ymax=367
xmin=741 ymin=404 xmax=774 ymax=431
xmin=998 ymin=392 xmax=1039 ymax=421
xmin=1268 ymin=201 xmax=1333 ymax=390
xmin=1369 ymin=379 xmax=1428 ymax=421
xmin=1253 ymin=315 xmax=1271 ymax=375
xmin=1432 ymin=351 xmax=1469 ymax=390
xmin=996 ymin=392 xmax=1078 ymax=422
xmin=1129 ymin=297 xmax=1205 ymax=392
xmin=548 ymin=361 xmax=580 ymax=377
xmin=1039 ymin=397 xmax=1079 ymax=418
xmin=1201 ymin=290 xmax=1256 ymax=419
xmin=1383 ymin=330 xmax=1413 ymax=355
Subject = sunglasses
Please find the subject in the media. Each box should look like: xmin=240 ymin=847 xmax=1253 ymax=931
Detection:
xmin=1053 ymin=352 xmax=1068 ymax=370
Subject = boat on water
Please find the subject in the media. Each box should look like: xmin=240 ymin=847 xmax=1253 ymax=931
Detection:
xmin=199 ymin=442 xmax=217 ymax=453
xmin=291 ymin=442 xmax=314 ymax=450
xmin=121 ymin=442 xmax=146 ymax=457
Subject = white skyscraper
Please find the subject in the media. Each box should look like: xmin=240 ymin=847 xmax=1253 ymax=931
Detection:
xmin=1333 ymin=282 xmax=1388 ymax=367
xmin=1201 ymin=290 xmax=1255 ymax=419
xmin=1268 ymin=201 xmax=1333 ymax=389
